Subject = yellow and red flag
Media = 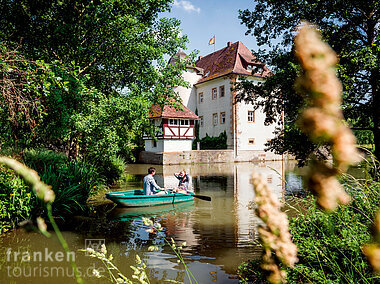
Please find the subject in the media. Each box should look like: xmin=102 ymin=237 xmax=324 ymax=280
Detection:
xmin=208 ymin=36 xmax=215 ymax=45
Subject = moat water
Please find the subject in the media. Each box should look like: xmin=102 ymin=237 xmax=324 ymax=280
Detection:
xmin=1 ymin=161 xmax=309 ymax=283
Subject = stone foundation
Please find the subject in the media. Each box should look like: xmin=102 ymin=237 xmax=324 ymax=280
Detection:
xmin=139 ymin=150 xmax=286 ymax=165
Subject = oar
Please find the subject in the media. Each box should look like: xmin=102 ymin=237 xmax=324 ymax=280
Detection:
xmin=174 ymin=192 xmax=211 ymax=201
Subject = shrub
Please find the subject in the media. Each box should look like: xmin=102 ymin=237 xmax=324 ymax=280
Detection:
xmin=194 ymin=131 xmax=227 ymax=150
xmin=0 ymin=165 xmax=39 ymax=234
xmin=23 ymin=148 xmax=68 ymax=172
xmin=238 ymin=174 xmax=380 ymax=283
xmin=94 ymin=155 xmax=126 ymax=184
xmin=22 ymin=149 xmax=105 ymax=218
xmin=287 ymin=177 xmax=380 ymax=283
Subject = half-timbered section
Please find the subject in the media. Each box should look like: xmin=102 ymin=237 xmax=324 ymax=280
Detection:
xmin=144 ymin=103 xmax=198 ymax=153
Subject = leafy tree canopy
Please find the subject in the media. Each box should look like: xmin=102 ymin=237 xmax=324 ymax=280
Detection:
xmin=237 ymin=0 xmax=379 ymax=162
xmin=0 ymin=0 xmax=191 ymax=181
xmin=0 ymin=0 xmax=188 ymax=98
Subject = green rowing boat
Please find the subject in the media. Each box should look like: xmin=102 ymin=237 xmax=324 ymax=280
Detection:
xmin=105 ymin=189 xmax=194 ymax=207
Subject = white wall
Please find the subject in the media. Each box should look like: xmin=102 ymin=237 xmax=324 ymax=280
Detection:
xmin=173 ymin=68 xmax=202 ymax=112
xmin=173 ymin=69 xmax=279 ymax=152
xmin=236 ymin=100 xmax=276 ymax=151
xmin=145 ymin=139 xmax=193 ymax=153
xmin=235 ymin=78 xmax=277 ymax=151
xmin=145 ymin=139 xmax=164 ymax=153
xmin=195 ymin=77 xmax=233 ymax=147
xmin=163 ymin=139 xmax=192 ymax=152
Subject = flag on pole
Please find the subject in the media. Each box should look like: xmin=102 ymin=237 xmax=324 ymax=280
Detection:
xmin=208 ymin=36 xmax=215 ymax=45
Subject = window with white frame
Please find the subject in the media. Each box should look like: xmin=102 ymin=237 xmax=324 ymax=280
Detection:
xmin=180 ymin=119 xmax=189 ymax=126
xmin=248 ymin=111 xmax=255 ymax=122
xmin=199 ymin=116 xmax=204 ymax=127
xmin=219 ymin=85 xmax=225 ymax=97
xmin=220 ymin=112 xmax=226 ymax=124
xmin=199 ymin=92 xmax=204 ymax=103
xmin=212 ymin=88 xmax=217 ymax=100
xmin=213 ymin=113 xmax=218 ymax=126
xmin=169 ymin=119 xmax=178 ymax=125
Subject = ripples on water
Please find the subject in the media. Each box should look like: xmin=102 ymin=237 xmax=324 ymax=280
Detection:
xmin=1 ymin=161 xmax=305 ymax=283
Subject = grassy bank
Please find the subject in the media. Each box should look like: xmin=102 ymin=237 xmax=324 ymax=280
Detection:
xmin=238 ymin=167 xmax=380 ymax=283
xmin=0 ymin=148 xmax=123 ymax=234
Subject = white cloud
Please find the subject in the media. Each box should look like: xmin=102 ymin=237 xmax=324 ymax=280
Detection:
xmin=173 ymin=0 xmax=201 ymax=14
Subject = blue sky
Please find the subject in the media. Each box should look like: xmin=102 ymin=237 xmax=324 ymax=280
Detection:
xmin=163 ymin=0 xmax=260 ymax=57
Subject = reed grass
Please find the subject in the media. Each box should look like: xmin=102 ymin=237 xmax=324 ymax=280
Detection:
xmin=22 ymin=149 xmax=105 ymax=218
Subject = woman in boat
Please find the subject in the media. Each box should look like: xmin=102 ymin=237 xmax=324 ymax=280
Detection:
xmin=173 ymin=170 xmax=190 ymax=193
xmin=143 ymin=167 xmax=166 ymax=195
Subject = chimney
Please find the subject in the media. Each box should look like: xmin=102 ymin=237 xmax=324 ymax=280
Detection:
xmin=227 ymin=41 xmax=233 ymax=47
xmin=198 ymin=56 xmax=203 ymax=61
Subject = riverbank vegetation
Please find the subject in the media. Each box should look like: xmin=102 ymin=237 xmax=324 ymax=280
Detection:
xmin=238 ymin=164 xmax=380 ymax=283
xmin=0 ymin=0 xmax=190 ymax=233
xmin=238 ymin=19 xmax=379 ymax=283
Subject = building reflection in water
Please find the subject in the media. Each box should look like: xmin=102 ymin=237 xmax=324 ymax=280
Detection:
xmin=122 ymin=161 xmax=302 ymax=281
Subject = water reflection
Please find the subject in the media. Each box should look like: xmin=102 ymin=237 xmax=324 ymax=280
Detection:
xmin=113 ymin=161 xmax=303 ymax=282
xmin=0 ymin=161 xmax=303 ymax=284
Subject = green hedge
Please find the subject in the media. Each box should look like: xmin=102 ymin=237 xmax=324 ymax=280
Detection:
xmin=193 ymin=131 xmax=227 ymax=150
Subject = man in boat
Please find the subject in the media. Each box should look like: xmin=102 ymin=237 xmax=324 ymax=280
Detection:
xmin=143 ymin=167 xmax=166 ymax=195
xmin=173 ymin=170 xmax=190 ymax=193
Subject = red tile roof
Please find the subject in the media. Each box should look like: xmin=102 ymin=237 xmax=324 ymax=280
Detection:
xmin=149 ymin=102 xmax=199 ymax=119
xmin=195 ymin=41 xmax=272 ymax=84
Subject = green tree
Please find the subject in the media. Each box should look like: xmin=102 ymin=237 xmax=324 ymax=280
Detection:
xmin=237 ymin=1 xmax=379 ymax=162
xmin=0 ymin=1 xmax=191 ymax=179
xmin=0 ymin=0 xmax=188 ymax=97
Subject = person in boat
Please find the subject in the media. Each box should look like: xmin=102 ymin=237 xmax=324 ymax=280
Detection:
xmin=173 ymin=170 xmax=190 ymax=193
xmin=143 ymin=167 xmax=166 ymax=195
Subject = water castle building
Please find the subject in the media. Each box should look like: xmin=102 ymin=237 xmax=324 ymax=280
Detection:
xmin=141 ymin=41 xmax=282 ymax=164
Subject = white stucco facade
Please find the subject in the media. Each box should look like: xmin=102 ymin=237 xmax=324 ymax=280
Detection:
xmin=195 ymin=77 xmax=233 ymax=144
xmin=177 ymin=74 xmax=277 ymax=152
xmin=173 ymin=68 xmax=202 ymax=113
xmin=144 ymin=42 xmax=280 ymax=155
xmin=144 ymin=139 xmax=193 ymax=153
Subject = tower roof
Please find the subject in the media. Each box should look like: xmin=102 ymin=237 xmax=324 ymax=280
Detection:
xmin=195 ymin=41 xmax=272 ymax=84
xmin=168 ymin=49 xmax=188 ymax=66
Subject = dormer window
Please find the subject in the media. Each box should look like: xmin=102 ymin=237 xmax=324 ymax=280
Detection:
xmin=204 ymin=71 xmax=210 ymax=77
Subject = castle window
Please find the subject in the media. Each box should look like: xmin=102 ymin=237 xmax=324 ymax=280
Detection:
xmin=212 ymin=88 xmax=217 ymax=100
xmin=169 ymin=119 xmax=178 ymax=125
xmin=248 ymin=111 xmax=255 ymax=122
xmin=199 ymin=116 xmax=204 ymax=127
xmin=219 ymin=86 xmax=225 ymax=97
xmin=180 ymin=120 xmax=189 ymax=126
xmin=199 ymin=92 xmax=204 ymax=103
xmin=220 ymin=112 xmax=226 ymax=124
xmin=248 ymin=138 xmax=255 ymax=145
xmin=152 ymin=140 xmax=157 ymax=148
xmin=213 ymin=113 xmax=218 ymax=126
